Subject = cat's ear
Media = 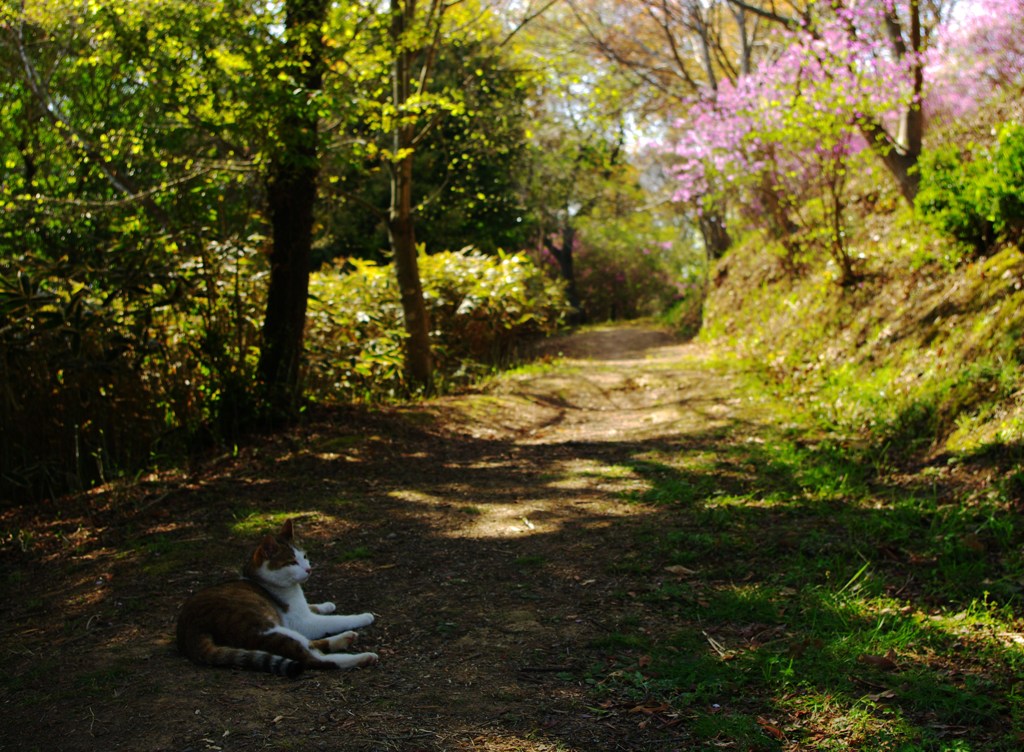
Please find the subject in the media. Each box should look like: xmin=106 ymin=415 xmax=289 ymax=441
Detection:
xmin=279 ymin=519 xmax=294 ymax=542
xmin=251 ymin=535 xmax=278 ymax=567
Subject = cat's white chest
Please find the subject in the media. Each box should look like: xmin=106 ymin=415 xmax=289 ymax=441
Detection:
xmin=275 ymin=589 xmax=316 ymax=631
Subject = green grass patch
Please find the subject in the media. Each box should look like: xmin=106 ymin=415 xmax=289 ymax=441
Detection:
xmin=230 ymin=511 xmax=297 ymax=538
xmin=592 ymin=411 xmax=1024 ymax=750
xmin=334 ymin=545 xmax=372 ymax=562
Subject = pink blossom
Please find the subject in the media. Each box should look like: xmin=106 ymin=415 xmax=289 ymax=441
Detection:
xmin=664 ymin=0 xmax=930 ymax=213
xmin=926 ymin=0 xmax=1024 ymax=121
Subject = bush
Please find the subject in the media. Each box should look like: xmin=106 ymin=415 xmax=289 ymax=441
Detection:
xmin=421 ymin=250 xmax=568 ymax=369
xmin=987 ymin=122 xmax=1024 ymax=241
xmin=0 ymin=244 xmax=564 ymax=500
xmin=305 ymin=248 xmax=568 ymax=400
xmin=916 ymin=122 xmax=1024 ymax=252
xmin=0 ymin=268 xmax=161 ymax=499
xmin=572 ymin=239 xmax=691 ymax=322
xmin=0 ymin=242 xmax=265 ymax=501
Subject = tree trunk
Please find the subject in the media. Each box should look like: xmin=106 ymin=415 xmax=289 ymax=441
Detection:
xmin=389 ymin=0 xmax=433 ymax=390
xmin=544 ymin=224 xmax=586 ymax=324
xmin=256 ymin=0 xmax=327 ymax=420
xmin=699 ymin=203 xmax=732 ymax=260
xmin=858 ymin=0 xmax=924 ymax=205
xmin=389 ymin=152 xmax=433 ymax=389
xmin=858 ymin=113 xmax=921 ymax=204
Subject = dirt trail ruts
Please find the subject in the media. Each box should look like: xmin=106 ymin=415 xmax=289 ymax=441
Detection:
xmin=0 ymin=323 xmax=765 ymax=752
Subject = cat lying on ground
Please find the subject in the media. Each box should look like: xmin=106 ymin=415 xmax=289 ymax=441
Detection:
xmin=176 ymin=519 xmax=378 ymax=677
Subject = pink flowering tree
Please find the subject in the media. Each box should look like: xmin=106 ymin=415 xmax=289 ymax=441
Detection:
xmin=671 ymin=39 xmax=898 ymax=281
xmin=735 ymin=0 xmax=935 ymax=203
xmin=667 ymin=0 xmax=948 ymax=281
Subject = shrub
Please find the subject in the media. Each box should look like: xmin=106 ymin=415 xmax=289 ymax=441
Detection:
xmin=0 ymin=244 xmax=564 ymax=500
xmin=421 ymin=250 xmax=568 ymax=369
xmin=0 ymin=267 xmax=160 ymax=498
xmin=0 ymin=242 xmax=265 ymax=501
xmin=986 ymin=122 xmax=1024 ymax=241
xmin=529 ymin=215 xmax=698 ymax=324
xmin=916 ymin=122 xmax=1024 ymax=252
xmin=572 ymin=238 xmax=692 ymax=322
xmin=305 ymin=248 xmax=568 ymax=400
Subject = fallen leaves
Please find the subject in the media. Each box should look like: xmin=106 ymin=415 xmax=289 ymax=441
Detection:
xmin=628 ymin=700 xmax=671 ymax=715
xmin=596 ymin=699 xmax=684 ymax=731
xmin=664 ymin=564 xmax=699 ymax=577
xmin=857 ymin=648 xmax=899 ymax=671
xmin=757 ymin=716 xmax=786 ymax=741
xmin=703 ymin=630 xmax=739 ymax=660
xmin=864 ymin=688 xmax=897 ymax=702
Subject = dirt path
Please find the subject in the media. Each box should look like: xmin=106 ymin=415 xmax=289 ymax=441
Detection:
xmin=1 ymin=324 xmax=772 ymax=752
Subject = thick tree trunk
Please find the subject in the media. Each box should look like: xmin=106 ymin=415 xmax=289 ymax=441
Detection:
xmin=858 ymin=110 xmax=921 ymax=205
xmin=699 ymin=203 xmax=732 ymax=260
xmin=259 ymin=142 xmax=317 ymax=416
xmin=880 ymin=136 xmax=920 ymax=204
xmin=256 ymin=0 xmax=327 ymax=420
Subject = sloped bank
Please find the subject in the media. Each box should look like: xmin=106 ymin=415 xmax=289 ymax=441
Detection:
xmin=702 ymin=209 xmax=1024 ymax=469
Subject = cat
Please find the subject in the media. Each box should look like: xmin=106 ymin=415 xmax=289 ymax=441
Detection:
xmin=176 ymin=518 xmax=378 ymax=678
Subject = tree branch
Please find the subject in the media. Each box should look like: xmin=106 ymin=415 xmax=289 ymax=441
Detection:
xmin=724 ymin=0 xmax=800 ymax=30
xmin=499 ymin=0 xmax=561 ymax=47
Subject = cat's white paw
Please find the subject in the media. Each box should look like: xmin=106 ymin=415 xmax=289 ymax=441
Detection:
xmin=329 ymin=630 xmax=358 ymax=650
xmin=356 ymin=652 xmax=378 ymax=667
xmin=352 ymin=612 xmax=374 ymax=628
xmin=325 ymin=651 xmax=378 ymax=669
xmin=316 ymin=601 xmax=337 ymax=614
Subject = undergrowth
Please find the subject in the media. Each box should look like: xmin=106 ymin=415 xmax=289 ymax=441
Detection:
xmin=305 ymin=249 xmax=567 ymax=402
xmin=591 ymin=421 xmax=1024 ymax=750
xmin=0 ymin=247 xmax=567 ymax=502
xmin=703 ymin=203 xmax=1024 ymax=469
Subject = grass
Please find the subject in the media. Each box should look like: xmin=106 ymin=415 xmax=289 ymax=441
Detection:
xmin=589 ymin=413 xmax=1024 ymax=750
xmin=705 ymin=227 xmax=1024 ymax=461
xmin=229 ymin=510 xmax=344 ymax=538
xmin=334 ymin=545 xmax=373 ymax=562
xmin=230 ymin=510 xmax=299 ymax=538
xmin=661 ymin=219 xmax=1024 ymax=747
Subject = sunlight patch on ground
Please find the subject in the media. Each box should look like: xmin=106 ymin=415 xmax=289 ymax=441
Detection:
xmin=387 ymin=489 xmax=447 ymax=505
xmin=445 ymin=503 xmax=563 ymax=539
xmin=545 ymin=458 xmax=650 ymax=497
xmin=310 ymin=450 xmax=362 ymax=462
xmin=457 ymin=731 xmax=583 ymax=751
xmin=437 ymin=499 xmax=631 ymax=541
xmin=996 ymin=631 xmax=1024 ymax=647
xmin=230 ymin=510 xmax=338 ymax=537
xmin=552 ymin=457 xmax=638 ymax=479
xmin=457 ymin=459 xmax=516 ymax=470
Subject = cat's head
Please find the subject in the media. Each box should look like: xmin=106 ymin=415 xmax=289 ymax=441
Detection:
xmin=244 ymin=519 xmax=313 ymax=588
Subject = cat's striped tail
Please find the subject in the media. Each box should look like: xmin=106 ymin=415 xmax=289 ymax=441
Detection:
xmin=190 ymin=634 xmax=303 ymax=678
